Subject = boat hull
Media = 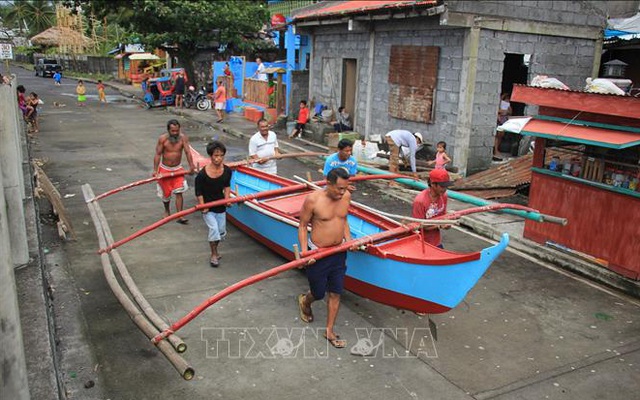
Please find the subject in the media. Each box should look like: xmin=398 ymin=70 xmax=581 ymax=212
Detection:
xmin=228 ymin=167 xmax=509 ymax=314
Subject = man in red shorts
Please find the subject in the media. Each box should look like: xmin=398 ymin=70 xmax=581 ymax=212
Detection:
xmin=153 ymin=119 xmax=197 ymax=224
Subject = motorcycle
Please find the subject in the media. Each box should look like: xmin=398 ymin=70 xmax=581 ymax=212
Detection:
xmin=184 ymin=86 xmax=211 ymax=111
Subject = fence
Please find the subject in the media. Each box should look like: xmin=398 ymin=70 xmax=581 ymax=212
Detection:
xmin=16 ymin=53 xmax=118 ymax=76
xmin=244 ymin=78 xmax=269 ymax=105
xmin=243 ymin=78 xmax=287 ymax=114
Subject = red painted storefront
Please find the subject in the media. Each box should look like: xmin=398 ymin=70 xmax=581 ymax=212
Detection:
xmin=512 ymin=85 xmax=640 ymax=280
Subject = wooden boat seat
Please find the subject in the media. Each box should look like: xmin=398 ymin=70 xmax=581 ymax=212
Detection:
xmin=369 ymin=234 xmax=481 ymax=265
xmin=262 ymin=192 xmax=309 ymax=218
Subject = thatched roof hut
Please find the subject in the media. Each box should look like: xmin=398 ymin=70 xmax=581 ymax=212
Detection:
xmin=30 ymin=26 xmax=91 ymax=54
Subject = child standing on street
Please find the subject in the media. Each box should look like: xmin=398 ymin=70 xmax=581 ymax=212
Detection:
xmin=427 ymin=141 xmax=452 ymax=170
xmin=97 ymin=80 xmax=107 ymax=105
xmin=289 ymin=100 xmax=309 ymax=139
xmin=76 ymin=80 xmax=86 ymax=107
xmin=53 ymin=71 xmax=62 ymax=86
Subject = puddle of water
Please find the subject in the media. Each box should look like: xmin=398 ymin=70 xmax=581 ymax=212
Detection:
xmin=59 ymin=93 xmax=138 ymax=103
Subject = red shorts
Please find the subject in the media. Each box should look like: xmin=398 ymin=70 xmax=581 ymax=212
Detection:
xmin=156 ymin=164 xmax=188 ymax=201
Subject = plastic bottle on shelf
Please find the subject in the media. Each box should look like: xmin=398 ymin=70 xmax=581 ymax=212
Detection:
xmin=549 ymin=156 xmax=559 ymax=171
xmin=621 ymin=172 xmax=630 ymax=189
xmin=562 ymin=161 xmax=571 ymax=175
xmin=613 ymin=170 xmax=623 ymax=187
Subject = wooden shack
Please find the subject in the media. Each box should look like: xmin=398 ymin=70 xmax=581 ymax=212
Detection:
xmin=512 ymin=85 xmax=640 ymax=279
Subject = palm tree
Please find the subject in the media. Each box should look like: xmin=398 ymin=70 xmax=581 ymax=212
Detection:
xmin=5 ymin=0 xmax=55 ymax=36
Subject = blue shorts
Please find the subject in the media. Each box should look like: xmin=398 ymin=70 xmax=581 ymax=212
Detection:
xmin=306 ymin=252 xmax=347 ymax=300
xmin=202 ymin=211 xmax=226 ymax=242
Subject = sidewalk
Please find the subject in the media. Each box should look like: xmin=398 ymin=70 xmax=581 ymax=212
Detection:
xmin=105 ymin=79 xmax=640 ymax=299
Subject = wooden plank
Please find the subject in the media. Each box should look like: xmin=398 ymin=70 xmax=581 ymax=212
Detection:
xmin=32 ymin=162 xmax=76 ymax=240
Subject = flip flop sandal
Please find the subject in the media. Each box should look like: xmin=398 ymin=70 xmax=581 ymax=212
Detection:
xmin=323 ymin=333 xmax=346 ymax=349
xmin=298 ymin=294 xmax=313 ymax=323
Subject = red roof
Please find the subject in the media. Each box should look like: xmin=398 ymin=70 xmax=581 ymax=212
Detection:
xmin=521 ymin=119 xmax=640 ymax=149
xmin=512 ymin=85 xmax=640 ymax=120
xmin=293 ymin=1 xmax=438 ymax=20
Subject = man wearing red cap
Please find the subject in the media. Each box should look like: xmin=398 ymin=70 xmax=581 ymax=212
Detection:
xmin=411 ymin=168 xmax=453 ymax=248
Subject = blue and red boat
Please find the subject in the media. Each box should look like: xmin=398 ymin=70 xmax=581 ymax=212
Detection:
xmin=227 ymin=166 xmax=509 ymax=314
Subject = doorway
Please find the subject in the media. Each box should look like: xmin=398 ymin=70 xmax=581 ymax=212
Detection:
xmin=498 ymin=53 xmax=529 ymax=155
xmin=501 ymin=53 xmax=529 ymax=116
xmin=341 ymin=59 xmax=357 ymax=127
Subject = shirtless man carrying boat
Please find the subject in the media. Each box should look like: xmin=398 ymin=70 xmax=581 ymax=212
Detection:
xmin=297 ymin=167 xmax=352 ymax=349
xmin=153 ymin=119 xmax=196 ymax=224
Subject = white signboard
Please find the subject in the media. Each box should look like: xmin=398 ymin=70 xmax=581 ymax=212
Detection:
xmin=0 ymin=43 xmax=13 ymax=60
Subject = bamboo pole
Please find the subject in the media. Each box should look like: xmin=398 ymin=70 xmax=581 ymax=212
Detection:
xmin=356 ymin=164 xmax=568 ymax=225
xmin=88 ymin=185 xmax=187 ymax=353
xmin=89 ymin=150 xmax=329 ymax=202
xmin=151 ymin=223 xmax=425 ymax=344
xmin=98 ymin=173 xmax=406 ymax=254
xmin=292 ymin=175 xmax=458 ymax=226
xmin=82 ymin=184 xmax=194 ymax=380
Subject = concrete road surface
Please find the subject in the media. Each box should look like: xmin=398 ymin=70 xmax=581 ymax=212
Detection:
xmin=12 ymin=66 xmax=640 ymax=400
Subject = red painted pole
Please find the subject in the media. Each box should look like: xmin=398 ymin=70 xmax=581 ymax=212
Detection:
xmin=90 ymin=150 xmax=329 ymax=203
xmin=89 ymin=171 xmax=190 ymax=203
xmin=151 ymin=223 xmax=421 ymax=345
xmin=440 ymin=203 xmax=539 ymax=220
xmin=98 ymin=183 xmax=311 ymax=254
xmin=98 ymin=173 xmax=407 ymax=254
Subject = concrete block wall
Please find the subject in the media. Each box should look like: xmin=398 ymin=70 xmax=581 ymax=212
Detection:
xmin=310 ymin=19 xmax=464 ymax=155
xmin=305 ymin=0 xmax=605 ymax=173
xmin=446 ymin=0 xmax=607 ymax=28
xmin=290 ymin=70 xmax=310 ymax=111
xmin=467 ymin=29 xmax=597 ymax=173
xmin=308 ymin=28 xmax=369 ymax=108
xmin=369 ymin=25 xmax=466 ymax=154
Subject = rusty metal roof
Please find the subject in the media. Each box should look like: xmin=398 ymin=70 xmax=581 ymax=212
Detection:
xmin=293 ymin=0 xmax=439 ymax=20
xmin=451 ymin=148 xmax=579 ymax=199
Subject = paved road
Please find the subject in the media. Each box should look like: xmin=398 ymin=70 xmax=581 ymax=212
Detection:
xmin=15 ymin=67 xmax=640 ymax=400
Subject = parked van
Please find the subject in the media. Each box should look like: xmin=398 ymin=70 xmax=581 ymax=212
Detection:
xmin=35 ymin=58 xmax=62 ymax=77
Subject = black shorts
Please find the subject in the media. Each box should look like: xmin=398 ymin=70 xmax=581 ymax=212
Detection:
xmin=295 ymin=122 xmax=305 ymax=131
xmin=306 ymin=252 xmax=347 ymax=300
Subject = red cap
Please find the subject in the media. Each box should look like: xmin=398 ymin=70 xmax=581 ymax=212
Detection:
xmin=429 ymin=169 xmax=453 ymax=187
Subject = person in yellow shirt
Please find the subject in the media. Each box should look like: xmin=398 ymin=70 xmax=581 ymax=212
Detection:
xmin=76 ymin=80 xmax=86 ymax=107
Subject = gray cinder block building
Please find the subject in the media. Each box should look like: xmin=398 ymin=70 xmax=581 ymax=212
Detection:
xmin=292 ymin=1 xmax=637 ymax=175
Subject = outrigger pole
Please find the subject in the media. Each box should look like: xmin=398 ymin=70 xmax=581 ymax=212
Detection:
xmin=151 ymin=222 xmax=424 ymax=345
xmin=97 ymin=173 xmax=406 ymax=254
xmin=150 ymin=201 xmax=534 ymax=345
xmin=88 ymin=151 xmax=329 ymax=203
xmin=82 ymin=184 xmax=194 ymax=380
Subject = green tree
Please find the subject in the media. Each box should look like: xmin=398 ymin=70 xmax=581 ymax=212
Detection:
xmin=5 ymin=0 xmax=55 ymax=36
xmin=78 ymin=0 xmax=271 ymax=85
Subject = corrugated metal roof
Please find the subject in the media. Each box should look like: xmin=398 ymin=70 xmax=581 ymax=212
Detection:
xmin=293 ymin=0 xmax=438 ymax=20
xmin=451 ymin=148 xmax=579 ymax=199
xmin=521 ymin=119 xmax=640 ymax=149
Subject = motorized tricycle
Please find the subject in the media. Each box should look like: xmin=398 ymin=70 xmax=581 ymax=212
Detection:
xmin=141 ymin=68 xmax=188 ymax=109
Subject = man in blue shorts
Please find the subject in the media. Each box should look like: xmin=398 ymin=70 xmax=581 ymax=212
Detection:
xmin=297 ymin=168 xmax=352 ymax=348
